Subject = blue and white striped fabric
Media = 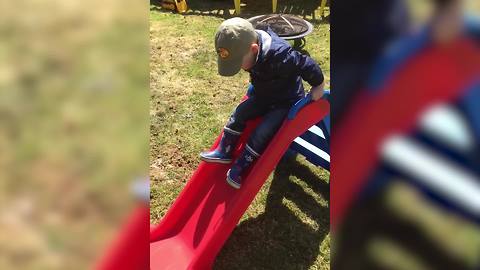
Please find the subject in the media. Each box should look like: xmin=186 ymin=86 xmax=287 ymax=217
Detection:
xmin=368 ymin=84 xmax=480 ymax=223
xmin=289 ymin=114 xmax=331 ymax=171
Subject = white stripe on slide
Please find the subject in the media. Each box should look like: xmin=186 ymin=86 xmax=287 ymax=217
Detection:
xmin=419 ymin=104 xmax=473 ymax=152
xmin=308 ymin=125 xmax=325 ymax=139
xmin=382 ymin=135 xmax=480 ymax=215
xmin=293 ymin=137 xmax=330 ymax=162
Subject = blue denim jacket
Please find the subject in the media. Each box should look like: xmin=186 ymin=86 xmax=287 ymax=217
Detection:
xmin=248 ymin=27 xmax=324 ymax=105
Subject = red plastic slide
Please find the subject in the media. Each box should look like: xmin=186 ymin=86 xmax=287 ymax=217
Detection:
xmin=331 ymin=37 xmax=480 ymax=229
xmin=96 ymin=204 xmax=149 ymax=270
xmin=150 ymin=98 xmax=329 ymax=270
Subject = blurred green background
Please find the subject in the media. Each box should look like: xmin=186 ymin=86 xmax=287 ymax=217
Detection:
xmin=0 ymin=0 xmax=149 ymax=269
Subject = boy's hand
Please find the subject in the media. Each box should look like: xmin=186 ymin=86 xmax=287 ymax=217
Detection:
xmin=311 ymin=81 xmax=325 ymax=101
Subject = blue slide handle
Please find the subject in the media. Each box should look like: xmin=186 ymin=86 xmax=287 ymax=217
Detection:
xmin=288 ymin=89 xmax=330 ymax=120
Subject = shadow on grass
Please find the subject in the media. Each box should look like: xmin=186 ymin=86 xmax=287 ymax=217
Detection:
xmin=151 ymin=0 xmax=329 ymax=25
xmin=333 ymin=186 xmax=472 ymax=270
xmin=214 ymin=158 xmax=329 ymax=269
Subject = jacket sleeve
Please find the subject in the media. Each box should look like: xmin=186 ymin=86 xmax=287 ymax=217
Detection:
xmin=278 ymin=49 xmax=324 ymax=87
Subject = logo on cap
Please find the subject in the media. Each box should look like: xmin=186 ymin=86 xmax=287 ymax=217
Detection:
xmin=218 ymin=48 xmax=230 ymax=59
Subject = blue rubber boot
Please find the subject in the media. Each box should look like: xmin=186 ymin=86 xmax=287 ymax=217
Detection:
xmin=226 ymin=145 xmax=259 ymax=189
xmin=200 ymin=128 xmax=241 ymax=164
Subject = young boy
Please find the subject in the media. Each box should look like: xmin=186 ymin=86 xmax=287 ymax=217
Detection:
xmin=200 ymin=17 xmax=325 ymax=189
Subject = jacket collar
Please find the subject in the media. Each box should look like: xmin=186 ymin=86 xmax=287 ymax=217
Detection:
xmin=254 ymin=29 xmax=272 ymax=65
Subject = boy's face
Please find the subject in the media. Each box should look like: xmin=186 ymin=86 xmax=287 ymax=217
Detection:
xmin=240 ymin=43 xmax=259 ymax=71
xmin=432 ymin=0 xmax=463 ymax=43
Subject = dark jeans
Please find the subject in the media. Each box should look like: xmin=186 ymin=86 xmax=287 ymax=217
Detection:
xmin=225 ymin=96 xmax=294 ymax=155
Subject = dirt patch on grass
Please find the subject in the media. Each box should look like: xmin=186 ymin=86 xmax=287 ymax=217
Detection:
xmin=150 ymin=23 xmax=208 ymax=94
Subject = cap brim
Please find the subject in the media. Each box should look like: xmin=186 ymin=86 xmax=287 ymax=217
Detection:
xmin=217 ymin=54 xmax=243 ymax=76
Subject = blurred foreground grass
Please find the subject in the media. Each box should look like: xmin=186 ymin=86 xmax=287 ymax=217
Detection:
xmin=0 ymin=0 xmax=149 ymax=269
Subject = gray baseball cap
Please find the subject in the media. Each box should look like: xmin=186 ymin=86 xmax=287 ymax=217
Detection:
xmin=214 ymin=17 xmax=257 ymax=76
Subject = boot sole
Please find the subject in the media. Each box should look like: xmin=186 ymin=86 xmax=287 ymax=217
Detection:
xmin=200 ymin=156 xmax=232 ymax=164
xmin=226 ymin=170 xmax=241 ymax=189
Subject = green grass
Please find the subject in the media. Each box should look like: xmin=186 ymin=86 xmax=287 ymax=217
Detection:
xmin=150 ymin=4 xmax=330 ymax=269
